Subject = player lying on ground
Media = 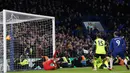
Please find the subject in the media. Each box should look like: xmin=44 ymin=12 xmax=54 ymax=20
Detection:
xmin=32 ymin=56 xmax=59 ymax=70
xmin=14 ymin=54 xmax=29 ymax=70
xmin=43 ymin=57 xmax=58 ymax=70
xmin=92 ymin=32 xmax=109 ymax=70
xmin=108 ymin=31 xmax=130 ymax=70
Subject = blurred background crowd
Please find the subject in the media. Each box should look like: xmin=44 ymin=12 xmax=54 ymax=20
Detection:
xmin=1 ymin=0 xmax=130 ymax=58
xmin=7 ymin=20 xmax=53 ymax=58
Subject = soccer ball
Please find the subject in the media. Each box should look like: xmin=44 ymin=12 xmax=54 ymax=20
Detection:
xmin=6 ymin=35 xmax=11 ymax=40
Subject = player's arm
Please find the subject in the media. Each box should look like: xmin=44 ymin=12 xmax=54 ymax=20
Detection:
xmin=92 ymin=41 xmax=96 ymax=55
xmin=122 ymin=39 xmax=126 ymax=52
xmin=53 ymin=50 xmax=58 ymax=58
xmin=104 ymin=41 xmax=107 ymax=53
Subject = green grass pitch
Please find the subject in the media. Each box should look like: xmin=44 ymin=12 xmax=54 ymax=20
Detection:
xmin=8 ymin=65 xmax=130 ymax=73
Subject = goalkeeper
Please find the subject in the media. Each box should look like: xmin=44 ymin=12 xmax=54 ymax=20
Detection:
xmin=92 ymin=32 xmax=109 ymax=70
xmin=32 ymin=56 xmax=59 ymax=70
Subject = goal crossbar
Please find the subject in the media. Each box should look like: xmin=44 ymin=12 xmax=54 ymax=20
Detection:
xmin=3 ymin=9 xmax=55 ymax=19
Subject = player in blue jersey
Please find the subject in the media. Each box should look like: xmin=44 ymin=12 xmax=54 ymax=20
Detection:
xmin=108 ymin=31 xmax=129 ymax=70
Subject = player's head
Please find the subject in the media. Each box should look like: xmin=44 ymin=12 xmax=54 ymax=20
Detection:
xmin=42 ymin=56 xmax=49 ymax=61
xmin=96 ymin=32 xmax=102 ymax=38
xmin=113 ymin=31 xmax=120 ymax=37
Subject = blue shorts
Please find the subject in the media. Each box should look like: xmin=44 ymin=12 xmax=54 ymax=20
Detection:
xmin=112 ymin=52 xmax=125 ymax=59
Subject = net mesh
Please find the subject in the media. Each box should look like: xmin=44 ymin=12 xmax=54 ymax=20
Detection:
xmin=0 ymin=10 xmax=54 ymax=72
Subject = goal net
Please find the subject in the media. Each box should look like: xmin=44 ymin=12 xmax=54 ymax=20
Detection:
xmin=0 ymin=10 xmax=55 ymax=73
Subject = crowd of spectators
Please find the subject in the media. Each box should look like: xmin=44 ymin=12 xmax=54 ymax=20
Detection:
xmin=56 ymin=32 xmax=93 ymax=58
xmin=7 ymin=20 xmax=53 ymax=58
xmin=0 ymin=0 xmax=130 ymax=58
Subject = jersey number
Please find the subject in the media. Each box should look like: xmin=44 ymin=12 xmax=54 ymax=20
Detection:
xmin=116 ymin=40 xmax=120 ymax=46
xmin=98 ymin=40 xmax=103 ymax=46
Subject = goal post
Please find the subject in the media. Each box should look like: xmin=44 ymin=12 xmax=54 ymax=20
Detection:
xmin=3 ymin=9 xmax=7 ymax=73
xmin=0 ymin=9 xmax=55 ymax=73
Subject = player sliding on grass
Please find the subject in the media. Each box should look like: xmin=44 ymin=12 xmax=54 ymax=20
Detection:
xmin=92 ymin=32 xmax=109 ymax=70
xmin=43 ymin=57 xmax=58 ymax=70
xmin=31 ymin=56 xmax=58 ymax=70
xmin=108 ymin=31 xmax=130 ymax=70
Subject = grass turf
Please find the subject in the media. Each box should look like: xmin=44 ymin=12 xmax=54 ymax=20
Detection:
xmin=7 ymin=65 xmax=130 ymax=73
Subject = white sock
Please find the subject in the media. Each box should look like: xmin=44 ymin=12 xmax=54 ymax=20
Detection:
xmin=124 ymin=59 xmax=127 ymax=65
xmin=110 ymin=57 xmax=113 ymax=69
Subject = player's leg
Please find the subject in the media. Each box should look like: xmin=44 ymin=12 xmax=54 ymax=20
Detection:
xmin=92 ymin=58 xmax=97 ymax=70
xmin=118 ymin=57 xmax=124 ymax=66
xmin=104 ymin=59 xmax=109 ymax=69
xmin=120 ymin=52 xmax=130 ymax=70
xmin=109 ymin=53 xmax=117 ymax=70
xmin=97 ymin=56 xmax=103 ymax=69
xmin=101 ymin=55 xmax=109 ymax=69
xmin=124 ymin=59 xmax=129 ymax=70
xmin=109 ymin=56 xmax=113 ymax=70
xmin=92 ymin=54 xmax=99 ymax=70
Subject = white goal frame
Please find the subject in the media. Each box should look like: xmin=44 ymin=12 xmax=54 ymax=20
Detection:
xmin=2 ymin=9 xmax=55 ymax=73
